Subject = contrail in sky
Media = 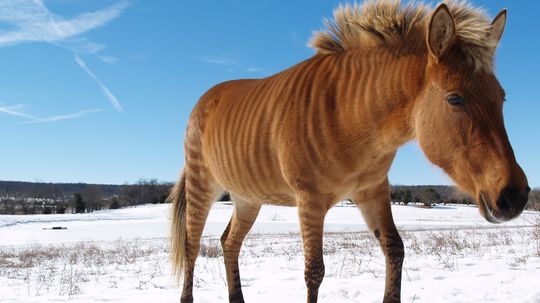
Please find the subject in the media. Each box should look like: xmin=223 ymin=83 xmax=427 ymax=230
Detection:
xmin=75 ymin=54 xmax=123 ymax=113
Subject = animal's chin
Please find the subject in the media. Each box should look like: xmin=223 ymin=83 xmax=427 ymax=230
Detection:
xmin=479 ymin=193 xmax=503 ymax=224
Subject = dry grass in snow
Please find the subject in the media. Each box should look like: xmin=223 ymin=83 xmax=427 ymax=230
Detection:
xmin=1 ymin=221 xmax=539 ymax=302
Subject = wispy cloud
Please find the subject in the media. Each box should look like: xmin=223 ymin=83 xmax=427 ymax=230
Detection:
xmin=0 ymin=0 xmax=128 ymax=112
xmin=21 ymin=109 xmax=102 ymax=124
xmin=98 ymin=55 xmax=119 ymax=64
xmin=0 ymin=104 xmax=39 ymax=121
xmin=0 ymin=0 xmax=128 ymax=48
xmin=202 ymin=56 xmax=236 ymax=66
xmin=0 ymin=104 xmax=100 ymax=124
xmin=201 ymin=55 xmax=265 ymax=75
xmin=246 ymin=66 xmax=263 ymax=73
xmin=75 ymin=54 xmax=122 ymax=112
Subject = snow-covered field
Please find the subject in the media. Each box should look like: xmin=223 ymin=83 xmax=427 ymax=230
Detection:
xmin=0 ymin=203 xmax=539 ymax=302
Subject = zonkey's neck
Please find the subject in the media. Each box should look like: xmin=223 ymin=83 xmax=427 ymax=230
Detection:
xmin=334 ymin=49 xmax=426 ymax=152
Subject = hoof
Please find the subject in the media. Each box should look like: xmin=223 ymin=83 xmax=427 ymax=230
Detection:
xmin=180 ymin=296 xmax=193 ymax=303
xmin=229 ymin=291 xmax=245 ymax=303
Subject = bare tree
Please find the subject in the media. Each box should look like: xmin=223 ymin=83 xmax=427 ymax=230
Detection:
xmin=419 ymin=187 xmax=441 ymax=207
xmin=528 ymin=189 xmax=540 ymax=211
xmin=81 ymin=186 xmax=104 ymax=212
xmin=0 ymin=186 xmax=17 ymax=214
xmin=120 ymin=184 xmax=139 ymax=206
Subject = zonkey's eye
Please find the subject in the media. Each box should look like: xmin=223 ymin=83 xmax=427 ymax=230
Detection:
xmin=446 ymin=94 xmax=465 ymax=106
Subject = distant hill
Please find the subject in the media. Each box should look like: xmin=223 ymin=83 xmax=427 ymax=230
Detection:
xmin=0 ymin=180 xmax=173 ymax=215
xmin=0 ymin=180 xmax=124 ymax=198
xmin=0 ymin=181 xmax=514 ymax=202
xmin=0 ymin=181 xmax=537 ymax=215
xmin=390 ymin=184 xmax=469 ymax=202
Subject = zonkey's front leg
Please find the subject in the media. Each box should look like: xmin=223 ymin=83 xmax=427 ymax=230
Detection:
xmin=353 ymin=180 xmax=404 ymax=303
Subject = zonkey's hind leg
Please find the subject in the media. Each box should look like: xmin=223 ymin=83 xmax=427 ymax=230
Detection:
xmin=353 ymin=179 xmax=404 ymax=303
xmin=297 ymin=194 xmax=330 ymax=303
xmin=220 ymin=195 xmax=261 ymax=303
xmin=181 ymin=172 xmax=220 ymax=303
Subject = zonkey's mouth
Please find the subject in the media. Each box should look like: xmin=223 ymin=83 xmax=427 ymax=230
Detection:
xmin=480 ymin=192 xmax=502 ymax=224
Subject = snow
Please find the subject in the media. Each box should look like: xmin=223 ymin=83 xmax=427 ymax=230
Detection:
xmin=0 ymin=203 xmax=534 ymax=246
xmin=1 ymin=203 xmax=539 ymax=302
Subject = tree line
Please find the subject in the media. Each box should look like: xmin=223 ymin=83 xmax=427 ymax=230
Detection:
xmin=390 ymin=185 xmax=540 ymax=210
xmin=0 ymin=180 xmax=538 ymax=215
xmin=390 ymin=185 xmax=473 ymax=207
xmin=0 ymin=179 xmax=172 ymax=215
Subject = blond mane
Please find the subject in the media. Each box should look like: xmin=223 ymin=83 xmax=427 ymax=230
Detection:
xmin=310 ymin=0 xmax=498 ymax=71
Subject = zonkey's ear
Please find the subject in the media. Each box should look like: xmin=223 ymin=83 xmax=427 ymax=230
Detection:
xmin=427 ymin=3 xmax=456 ymax=62
xmin=489 ymin=9 xmax=507 ymax=47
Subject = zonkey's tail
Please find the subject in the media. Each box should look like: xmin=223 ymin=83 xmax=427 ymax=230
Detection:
xmin=169 ymin=171 xmax=187 ymax=283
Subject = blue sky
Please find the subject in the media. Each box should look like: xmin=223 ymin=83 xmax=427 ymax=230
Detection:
xmin=0 ymin=0 xmax=538 ymax=187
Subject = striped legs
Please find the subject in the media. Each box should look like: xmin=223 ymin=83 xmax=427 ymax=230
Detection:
xmin=220 ymin=196 xmax=261 ymax=303
xmin=181 ymin=173 xmax=219 ymax=303
xmin=297 ymin=197 xmax=329 ymax=303
xmin=353 ymin=181 xmax=404 ymax=303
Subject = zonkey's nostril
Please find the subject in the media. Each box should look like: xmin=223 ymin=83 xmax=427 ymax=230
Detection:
xmin=497 ymin=186 xmax=522 ymax=212
xmin=526 ymin=186 xmax=531 ymax=193
xmin=505 ymin=186 xmax=521 ymax=199
xmin=502 ymin=188 xmax=513 ymax=200
xmin=496 ymin=195 xmax=510 ymax=211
